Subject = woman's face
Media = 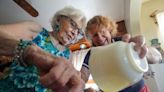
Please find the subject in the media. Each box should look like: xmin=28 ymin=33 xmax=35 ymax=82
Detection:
xmin=56 ymin=19 xmax=79 ymax=46
xmin=88 ymin=26 xmax=112 ymax=46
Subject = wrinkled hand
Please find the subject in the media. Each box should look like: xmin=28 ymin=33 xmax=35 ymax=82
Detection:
xmin=122 ymin=34 xmax=148 ymax=58
xmin=23 ymin=45 xmax=85 ymax=92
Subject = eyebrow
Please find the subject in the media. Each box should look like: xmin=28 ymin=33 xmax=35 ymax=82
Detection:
xmin=59 ymin=15 xmax=79 ymax=30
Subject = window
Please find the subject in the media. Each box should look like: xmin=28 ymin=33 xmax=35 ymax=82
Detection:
xmin=156 ymin=11 xmax=164 ymax=50
xmin=156 ymin=12 xmax=164 ymax=33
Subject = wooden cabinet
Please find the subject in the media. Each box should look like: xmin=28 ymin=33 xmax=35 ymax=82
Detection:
xmin=116 ymin=20 xmax=127 ymax=36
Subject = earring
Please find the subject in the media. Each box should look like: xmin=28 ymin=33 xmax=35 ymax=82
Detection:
xmin=54 ymin=23 xmax=60 ymax=32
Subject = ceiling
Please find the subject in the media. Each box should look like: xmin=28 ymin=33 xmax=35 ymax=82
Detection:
xmin=0 ymin=0 xmax=125 ymax=30
xmin=142 ymin=0 xmax=151 ymax=4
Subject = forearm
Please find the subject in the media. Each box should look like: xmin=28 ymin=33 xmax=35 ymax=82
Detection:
xmin=0 ymin=26 xmax=19 ymax=56
xmin=0 ymin=21 xmax=42 ymax=56
xmin=0 ymin=21 xmax=42 ymax=40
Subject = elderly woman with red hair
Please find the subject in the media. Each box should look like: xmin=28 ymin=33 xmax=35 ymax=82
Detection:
xmin=81 ymin=15 xmax=154 ymax=92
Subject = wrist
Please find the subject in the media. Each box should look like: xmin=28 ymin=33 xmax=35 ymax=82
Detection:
xmin=13 ymin=39 xmax=33 ymax=66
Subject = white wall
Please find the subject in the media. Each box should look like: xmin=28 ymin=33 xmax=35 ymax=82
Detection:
xmin=125 ymin=0 xmax=142 ymax=36
xmin=125 ymin=0 xmax=131 ymax=34
xmin=130 ymin=0 xmax=142 ymax=36
xmin=0 ymin=0 xmax=125 ymax=30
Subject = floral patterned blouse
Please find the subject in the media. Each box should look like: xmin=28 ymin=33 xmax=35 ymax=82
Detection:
xmin=0 ymin=28 xmax=70 ymax=92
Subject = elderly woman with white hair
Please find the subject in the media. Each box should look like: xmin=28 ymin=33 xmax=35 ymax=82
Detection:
xmin=0 ymin=6 xmax=87 ymax=92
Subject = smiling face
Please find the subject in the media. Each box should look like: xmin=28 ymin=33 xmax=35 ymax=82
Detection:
xmin=54 ymin=16 xmax=80 ymax=46
xmin=88 ymin=26 xmax=112 ymax=46
xmin=86 ymin=16 xmax=117 ymax=46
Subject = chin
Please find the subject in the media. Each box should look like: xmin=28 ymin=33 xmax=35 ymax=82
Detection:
xmin=64 ymin=41 xmax=72 ymax=46
xmin=95 ymin=43 xmax=105 ymax=46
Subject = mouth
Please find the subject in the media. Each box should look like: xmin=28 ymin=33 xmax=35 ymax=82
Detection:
xmin=61 ymin=36 xmax=74 ymax=45
xmin=96 ymin=39 xmax=108 ymax=46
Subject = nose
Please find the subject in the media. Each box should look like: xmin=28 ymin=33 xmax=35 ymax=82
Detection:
xmin=60 ymin=27 xmax=74 ymax=40
xmin=97 ymin=33 xmax=104 ymax=41
xmin=67 ymin=31 xmax=75 ymax=40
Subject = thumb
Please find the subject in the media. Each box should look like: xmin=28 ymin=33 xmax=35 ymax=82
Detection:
xmin=68 ymin=72 xmax=85 ymax=92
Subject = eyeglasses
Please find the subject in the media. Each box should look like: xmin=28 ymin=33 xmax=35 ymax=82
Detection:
xmin=54 ymin=15 xmax=84 ymax=36
xmin=57 ymin=15 xmax=79 ymax=30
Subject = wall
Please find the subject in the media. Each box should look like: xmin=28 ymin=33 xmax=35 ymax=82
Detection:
xmin=0 ymin=0 xmax=125 ymax=30
xmin=124 ymin=0 xmax=131 ymax=34
xmin=130 ymin=0 xmax=142 ymax=36
xmin=141 ymin=0 xmax=164 ymax=46
xmin=125 ymin=0 xmax=142 ymax=36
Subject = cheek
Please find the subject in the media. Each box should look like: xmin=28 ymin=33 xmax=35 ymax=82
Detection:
xmin=92 ymin=37 xmax=99 ymax=43
xmin=105 ymin=33 xmax=112 ymax=40
xmin=56 ymin=32 xmax=64 ymax=41
xmin=57 ymin=31 xmax=66 ymax=38
xmin=106 ymin=35 xmax=111 ymax=41
xmin=56 ymin=32 xmax=61 ymax=39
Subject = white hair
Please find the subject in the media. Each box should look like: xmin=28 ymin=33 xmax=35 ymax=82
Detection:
xmin=51 ymin=6 xmax=86 ymax=31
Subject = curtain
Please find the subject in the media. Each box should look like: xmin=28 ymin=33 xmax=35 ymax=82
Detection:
xmin=156 ymin=12 xmax=164 ymax=50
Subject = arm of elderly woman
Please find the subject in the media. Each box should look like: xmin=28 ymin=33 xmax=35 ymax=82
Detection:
xmin=0 ymin=27 xmax=18 ymax=56
xmin=0 ymin=21 xmax=42 ymax=40
xmin=0 ymin=21 xmax=85 ymax=92
xmin=0 ymin=21 xmax=42 ymax=56
xmin=24 ymin=45 xmax=84 ymax=92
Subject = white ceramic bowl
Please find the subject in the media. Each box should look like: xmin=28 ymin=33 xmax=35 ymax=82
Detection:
xmin=89 ymin=41 xmax=148 ymax=92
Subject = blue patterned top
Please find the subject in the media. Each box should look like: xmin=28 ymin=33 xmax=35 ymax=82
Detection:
xmin=0 ymin=28 xmax=70 ymax=92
